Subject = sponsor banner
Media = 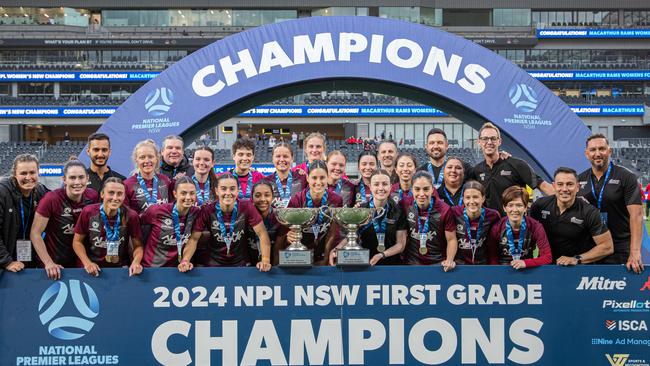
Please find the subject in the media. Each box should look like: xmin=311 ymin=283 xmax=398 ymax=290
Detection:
xmin=0 ymin=72 xmax=158 ymax=82
xmin=537 ymin=29 xmax=650 ymax=39
xmin=214 ymin=164 xmax=276 ymax=174
xmin=0 ymin=38 xmax=215 ymax=47
xmin=39 ymin=165 xmax=64 ymax=177
xmin=0 ymin=266 xmax=649 ymax=365
xmin=528 ymin=70 xmax=650 ymax=81
xmin=0 ymin=105 xmax=641 ymax=118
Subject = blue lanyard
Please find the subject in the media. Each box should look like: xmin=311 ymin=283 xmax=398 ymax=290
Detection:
xmin=232 ymin=170 xmax=253 ymax=199
xmin=275 ymin=172 xmax=293 ymax=200
xmin=306 ymin=190 xmax=328 ymax=226
xmin=590 ymin=162 xmax=613 ymax=210
xmin=463 ymin=207 xmax=485 ymax=244
xmin=398 ymin=188 xmax=412 ymax=200
xmin=171 ymin=203 xmax=188 ymax=244
xmin=334 ymin=179 xmax=343 ymax=194
xmin=215 ymin=200 xmax=238 ymax=250
xmin=137 ymin=174 xmax=158 ymax=204
xmin=443 ymin=187 xmax=464 ymax=207
xmin=19 ymin=192 xmax=32 ymax=239
xmin=416 ymin=198 xmax=435 ymax=234
xmin=99 ymin=204 xmax=121 ymax=241
xmin=192 ymin=175 xmax=210 ymax=205
xmin=370 ymin=200 xmax=388 ymax=234
xmin=506 ymin=218 xmax=526 ymax=258
xmin=359 ymin=182 xmax=372 ymax=203
xmin=427 ymin=160 xmax=445 ymax=187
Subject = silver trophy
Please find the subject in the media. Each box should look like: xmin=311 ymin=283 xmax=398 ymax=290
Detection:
xmin=330 ymin=207 xmax=377 ymax=266
xmin=276 ymin=208 xmax=320 ymax=266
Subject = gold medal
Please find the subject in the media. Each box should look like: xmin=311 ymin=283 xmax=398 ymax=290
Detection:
xmin=419 ymin=246 xmax=428 ymax=255
xmin=377 ymin=245 xmax=386 ymax=253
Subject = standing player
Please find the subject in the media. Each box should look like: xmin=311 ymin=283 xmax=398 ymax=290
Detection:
xmin=326 ymin=151 xmax=356 ymax=207
xmin=473 ymin=122 xmax=554 ymax=213
xmin=451 ymin=181 xmax=501 ymax=265
xmin=377 ymin=140 xmax=400 ymax=184
xmin=531 ymin=167 xmax=613 ymax=265
xmin=73 ymin=177 xmax=143 ymax=276
xmin=191 ymin=146 xmax=218 ymax=206
xmin=179 ymin=173 xmax=272 ymax=271
xmin=417 ymin=128 xmax=473 ymax=188
xmin=293 ymin=132 xmax=327 ymax=174
xmin=390 ymin=153 xmax=418 ymax=204
xmin=487 ymin=186 xmax=552 ymax=270
xmin=0 ymin=154 xmax=49 ymax=273
xmin=123 ymin=140 xmax=172 ymax=214
xmin=141 ymin=176 xmax=201 ymax=267
xmin=229 ymin=138 xmax=265 ymax=200
xmin=354 ymin=151 xmax=378 ymax=204
xmin=31 ymin=160 xmax=98 ymax=280
xmin=278 ymin=160 xmax=343 ymax=265
xmin=437 ymin=157 xmax=465 ymax=207
xmin=85 ymin=133 xmax=125 ymax=193
xmin=402 ymin=171 xmax=457 ymax=271
xmin=250 ymin=181 xmax=283 ymax=265
xmin=160 ymin=135 xmax=194 ymax=180
xmin=577 ymin=134 xmax=643 ymax=272
xmin=263 ymin=142 xmax=307 ymax=208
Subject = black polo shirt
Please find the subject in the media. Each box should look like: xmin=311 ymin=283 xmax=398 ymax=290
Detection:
xmin=473 ymin=157 xmax=538 ymax=213
xmin=437 ymin=185 xmax=464 ymax=207
xmin=416 ymin=158 xmax=474 ymax=187
xmin=577 ymin=164 xmax=642 ymax=262
xmin=530 ymin=195 xmax=608 ymax=260
xmin=86 ymin=167 xmax=126 ymax=193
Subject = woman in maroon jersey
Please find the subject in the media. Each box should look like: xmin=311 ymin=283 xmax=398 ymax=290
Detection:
xmin=123 ymin=139 xmax=172 ymax=213
xmin=487 ymin=186 xmax=552 ymax=270
xmin=73 ymin=177 xmax=143 ymax=276
xmin=191 ymin=146 xmax=217 ymax=206
xmin=390 ymin=152 xmax=418 ymax=205
xmin=293 ymin=132 xmax=327 ymax=174
xmin=263 ymin=142 xmax=306 ymax=209
xmin=278 ymin=160 xmax=343 ymax=265
xmin=250 ymin=181 xmax=283 ymax=265
xmin=326 ymin=150 xmax=355 ymax=207
xmin=141 ymin=176 xmax=201 ymax=267
xmin=354 ymin=151 xmax=378 ymax=205
xmin=451 ymin=181 xmax=501 ymax=265
xmin=402 ymin=171 xmax=458 ymax=271
xmin=30 ymin=160 xmax=99 ymax=280
xmin=178 ymin=173 xmax=272 ymax=271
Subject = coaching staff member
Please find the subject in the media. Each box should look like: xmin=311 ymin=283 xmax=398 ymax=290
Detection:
xmin=578 ymin=134 xmax=643 ymax=273
xmin=531 ymin=167 xmax=613 ymax=265
xmin=85 ymin=133 xmax=125 ymax=193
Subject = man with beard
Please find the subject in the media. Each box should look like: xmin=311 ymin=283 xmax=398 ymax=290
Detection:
xmin=160 ymin=135 xmax=194 ymax=180
xmin=377 ymin=140 xmax=400 ymax=184
xmin=417 ymin=128 xmax=473 ymax=189
xmin=85 ymin=133 xmax=125 ymax=193
xmin=577 ymin=134 xmax=643 ymax=273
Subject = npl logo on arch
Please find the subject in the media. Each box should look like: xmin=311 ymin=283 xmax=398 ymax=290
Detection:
xmin=508 ymin=83 xmax=539 ymax=113
xmin=38 ymin=280 xmax=100 ymax=340
xmin=144 ymin=87 xmax=174 ymax=116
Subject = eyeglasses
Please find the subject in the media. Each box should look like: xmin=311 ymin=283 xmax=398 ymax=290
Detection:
xmin=479 ymin=136 xmax=499 ymax=142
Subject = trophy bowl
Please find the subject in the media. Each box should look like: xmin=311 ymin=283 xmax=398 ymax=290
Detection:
xmin=276 ymin=208 xmax=321 ymax=266
xmin=329 ymin=207 xmax=375 ymax=266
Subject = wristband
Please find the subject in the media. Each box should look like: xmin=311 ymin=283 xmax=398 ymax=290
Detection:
xmin=380 ymin=252 xmax=386 ymax=259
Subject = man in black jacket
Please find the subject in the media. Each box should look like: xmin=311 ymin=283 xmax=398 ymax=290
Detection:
xmin=0 ymin=154 xmax=49 ymax=272
xmin=160 ymin=135 xmax=194 ymax=180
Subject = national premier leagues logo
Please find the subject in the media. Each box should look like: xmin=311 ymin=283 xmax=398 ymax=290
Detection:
xmin=38 ymin=280 xmax=100 ymax=340
xmin=508 ymin=83 xmax=538 ymax=113
xmin=144 ymin=87 xmax=174 ymax=116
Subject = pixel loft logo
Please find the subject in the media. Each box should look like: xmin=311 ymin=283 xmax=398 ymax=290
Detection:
xmin=144 ymin=87 xmax=174 ymax=116
xmin=38 ymin=280 xmax=100 ymax=340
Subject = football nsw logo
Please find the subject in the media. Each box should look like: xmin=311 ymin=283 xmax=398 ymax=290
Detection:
xmin=38 ymin=280 xmax=99 ymax=340
xmin=508 ymin=83 xmax=539 ymax=113
xmin=145 ymin=87 xmax=174 ymax=116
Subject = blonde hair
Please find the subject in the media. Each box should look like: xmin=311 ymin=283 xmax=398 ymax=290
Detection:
xmin=131 ymin=139 xmax=161 ymax=175
xmin=304 ymin=132 xmax=327 ymax=160
xmin=479 ymin=122 xmax=501 ymax=139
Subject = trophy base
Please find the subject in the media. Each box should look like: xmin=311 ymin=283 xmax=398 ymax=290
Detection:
xmin=337 ymin=248 xmax=370 ymax=266
xmin=279 ymin=249 xmax=313 ymax=267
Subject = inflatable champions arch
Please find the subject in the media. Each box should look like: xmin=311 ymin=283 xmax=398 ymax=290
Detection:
xmin=80 ymin=16 xmax=591 ymax=177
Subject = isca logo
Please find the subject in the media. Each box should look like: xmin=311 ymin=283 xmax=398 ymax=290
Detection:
xmin=38 ymin=280 xmax=99 ymax=340
xmin=144 ymin=87 xmax=174 ymax=116
xmin=606 ymin=354 xmax=629 ymax=366
xmin=606 ymin=320 xmax=617 ymax=330
xmin=508 ymin=83 xmax=538 ymax=113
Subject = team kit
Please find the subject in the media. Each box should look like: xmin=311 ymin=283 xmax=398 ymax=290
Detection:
xmin=0 ymin=122 xmax=644 ymax=277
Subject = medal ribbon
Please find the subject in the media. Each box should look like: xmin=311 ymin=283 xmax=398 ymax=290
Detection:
xmin=137 ymin=173 xmax=158 ymax=204
xmin=215 ymin=200 xmax=238 ymax=253
xmin=463 ymin=207 xmax=485 ymax=263
xmin=192 ymin=175 xmax=210 ymax=205
xmin=19 ymin=192 xmax=32 ymax=239
xmin=172 ymin=204 xmax=189 ymax=259
xmin=275 ymin=172 xmax=293 ymax=201
xmin=427 ymin=160 xmax=445 ymax=187
xmin=590 ymin=161 xmax=613 ymax=210
xmin=370 ymin=200 xmax=388 ymax=234
xmin=416 ymin=197 xmax=435 ymax=235
xmin=506 ymin=218 xmax=526 ymax=259
xmin=232 ymin=170 xmax=253 ymax=199
xmin=443 ymin=186 xmax=464 ymax=207
xmin=99 ymin=204 xmax=121 ymax=242
xmin=306 ymin=190 xmax=328 ymax=228
xmin=359 ymin=182 xmax=372 ymax=203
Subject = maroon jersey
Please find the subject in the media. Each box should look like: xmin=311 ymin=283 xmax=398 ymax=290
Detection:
xmin=285 ymin=189 xmax=343 ymax=262
xmin=353 ymin=180 xmax=373 ymax=205
xmin=193 ymin=199 xmax=262 ymax=267
xmin=223 ymin=169 xmax=265 ymax=200
xmin=74 ymin=203 xmax=142 ymax=267
xmin=487 ymin=216 xmax=553 ymax=268
xmin=390 ymin=183 xmax=413 ymax=205
xmin=247 ymin=209 xmax=283 ymax=264
xmin=328 ymin=179 xmax=356 ymax=207
xmin=192 ymin=178 xmax=216 ymax=206
xmin=123 ymin=173 xmax=172 ymax=213
xmin=263 ymin=171 xmax=307 ymax=208
xmin=140 ymin=203 xmax=200 ymax=267
xmin=402 ymin=196 xmax=454 ymax=265
xmin=450 ymin=206 xmax=501 ymax=265
xmin=36 ymin=188 xmax=99 ymax=267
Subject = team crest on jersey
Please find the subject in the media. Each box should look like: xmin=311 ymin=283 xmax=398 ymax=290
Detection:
xmin=62 ymin=207 xmax=72 ymax=217
xmin=456 ymin=224 xmax=464 ymax=232
xmin=392 ymin=195 xmax=399 ymax=204
xmin=609 ymin=179 xmax=620 ymax=185
xmin=541 ymin=210 xmax=550 ymax=219
xmin=90 ymin=221 xmax=101 ymax=232
xmin=570 ymin=217 xmax=583 ymax=225
xmin=408 ymin=212 xmax=415 ymax=220
xmin=137 ymin=188 xmax=144 ymax=195
xmin=479 ymin=173 xmax=486 ymax=181
xmin=162 ymin=218 xmax=173 ymax=230
xmin=579 ymin=181 xmax=588 ymax=189
xmin=500 ymin=170 xmax=512 ymax=176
